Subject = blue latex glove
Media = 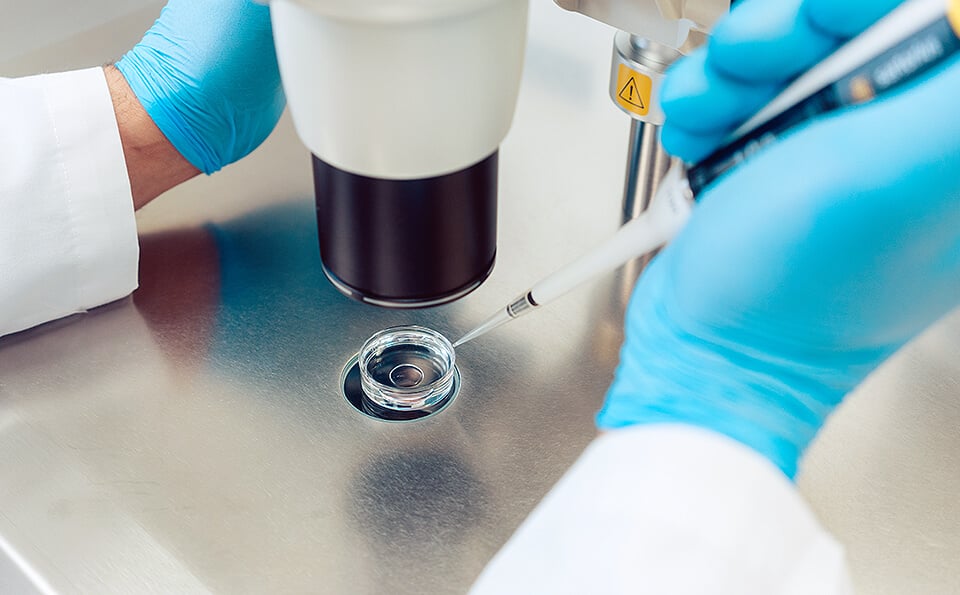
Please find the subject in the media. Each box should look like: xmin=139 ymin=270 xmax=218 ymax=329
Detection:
xmin=660 ymin=0 xmax=904 ymax=163
xmin=116 ymin=0 xmax=285 ymax=174
xmin=598 ymin=0 xmax=960 ymax=478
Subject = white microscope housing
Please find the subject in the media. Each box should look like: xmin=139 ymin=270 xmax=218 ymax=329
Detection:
xmin=268 ymin=0 xmax=728 ymax=307
xmin=270 ymin=0 xmax=529 ymax=308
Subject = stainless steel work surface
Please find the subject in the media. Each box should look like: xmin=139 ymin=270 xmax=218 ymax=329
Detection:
xmin=2 ymin=3 xmax=959 ymax=594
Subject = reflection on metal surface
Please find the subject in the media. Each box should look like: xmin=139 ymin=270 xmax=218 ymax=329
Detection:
xmin=348 ymin=448 xmax=487 ymax=580
xmin=0 ymin=194 xmax=621 ymax=593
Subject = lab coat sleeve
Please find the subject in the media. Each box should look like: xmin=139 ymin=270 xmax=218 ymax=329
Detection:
xmin=1 ymin=68 xmax=138 ymax=337
xmin=470 ymin=425 xmax=853 ymax=595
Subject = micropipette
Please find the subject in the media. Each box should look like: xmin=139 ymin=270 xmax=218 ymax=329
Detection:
xmin=454 ymin=0 xmax=960 ymax=348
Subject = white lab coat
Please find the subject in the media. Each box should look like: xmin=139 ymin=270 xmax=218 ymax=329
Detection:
xmin=0 ymin=69 xmax=853 ymax=594
xmin=0 ymin=68 xmax=137 ymax=338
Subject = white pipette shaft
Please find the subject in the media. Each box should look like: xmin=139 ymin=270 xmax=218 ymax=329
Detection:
xmin=531 ymin=166 xmax=690 ymax=306
xmin=454 ymin=165 xmax=693 ymax=347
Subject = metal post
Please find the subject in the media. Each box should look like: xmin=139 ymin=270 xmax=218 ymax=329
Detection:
xmin=620 ymin=119 xmax=671 ymax=225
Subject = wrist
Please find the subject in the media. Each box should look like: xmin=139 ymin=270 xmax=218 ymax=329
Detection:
xmin=103 ymin=65 xmax=199 ymax=209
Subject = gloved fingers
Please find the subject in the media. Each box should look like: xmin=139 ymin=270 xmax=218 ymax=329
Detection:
xmin=660 ymin=49 xmax=780 ymax=161
xmin=659 ymin=0 xmax=831 ymax=162
xmin=708 ymin=0 xmax=837 ymax=84
xmin=661 ymin=50 xmax=779 ymax=133
xmin=710 ymin=0 xmax=907 ymax=82
xmin=661 ymin=0 xmax=920 ymax=163
xmin=803 ymin=0 xmax=906 ymax=40
xmin=698 ymin=55 xmax=960 ymax=208
xmin=125 ymin=0 xmax=278 ymax=83
xmin=675 ymin=58 xmax=960 ymax=330
xmin=660 ymin=121 xmax=729 ymax=164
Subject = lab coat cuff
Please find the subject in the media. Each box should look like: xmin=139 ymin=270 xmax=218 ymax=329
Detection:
xmin=31 ymin=68 xmax=139 ymax=315
xmin=471 ymin=424 xmax=851 ymax=594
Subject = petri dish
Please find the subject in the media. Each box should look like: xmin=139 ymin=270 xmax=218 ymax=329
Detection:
xmin=358 ymin=325 xmax=457 ymax=412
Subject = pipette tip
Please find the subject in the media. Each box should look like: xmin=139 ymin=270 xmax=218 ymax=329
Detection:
xmin=453 ymin=308 xmax=512 ymax=348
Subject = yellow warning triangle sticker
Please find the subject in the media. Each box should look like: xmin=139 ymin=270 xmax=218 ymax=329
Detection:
xmin=618 ymin=77 xmax=645 ymax=110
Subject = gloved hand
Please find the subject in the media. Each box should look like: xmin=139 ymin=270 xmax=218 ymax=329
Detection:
xmin=660 ymin=0 xmax=904 ymax=163
xmin=598 ymin=0 xmax=960 ymax=478
xmin=116 ymin=0 xmax=285 ymax=174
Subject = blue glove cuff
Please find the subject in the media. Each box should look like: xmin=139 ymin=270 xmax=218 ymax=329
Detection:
xmin=114 ymin=0 xmax=285 ymax=175
xmin=117 ymin=51 xmax=223 ymax=175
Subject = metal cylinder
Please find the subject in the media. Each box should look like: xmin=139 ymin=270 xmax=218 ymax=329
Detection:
xmin=621 ymin=119 xmax=671 ymax=224
xmin=611 ymin=33 xmax=680 ymax=224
